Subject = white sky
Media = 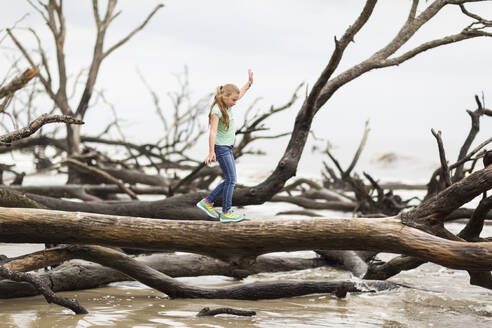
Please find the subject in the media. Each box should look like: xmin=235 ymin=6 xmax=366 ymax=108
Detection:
xmin=0 ymin=0 xmax=491 ymax=174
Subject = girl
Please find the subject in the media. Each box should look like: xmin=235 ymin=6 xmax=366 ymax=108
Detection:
xmin=196 ymin=69 xmax=253 ymax=223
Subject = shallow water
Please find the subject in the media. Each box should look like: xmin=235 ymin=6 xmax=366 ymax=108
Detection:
xmin=1 ymin=229 xmax=492 ymax=328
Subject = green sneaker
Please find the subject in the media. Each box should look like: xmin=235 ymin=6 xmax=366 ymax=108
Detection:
xmin=196 ymin=198 xmax=219 ymax=219
xmin=220 ymin=210 xmax=246 ymax=223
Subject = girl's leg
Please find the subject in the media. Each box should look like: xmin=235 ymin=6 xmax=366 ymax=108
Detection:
xmin=215 ymin=146 xmax=236 ymax=213
xmin=206 ymin=181 xmax=225 ymax=204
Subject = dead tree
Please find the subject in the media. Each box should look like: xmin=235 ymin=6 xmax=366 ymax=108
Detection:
xmin=426 ymin=95 xmax=492 ymax=199
xmin=364 ymin=98 xmax=492 ymax=282
xmin=6 ymin=0 xmax=163 ymax=182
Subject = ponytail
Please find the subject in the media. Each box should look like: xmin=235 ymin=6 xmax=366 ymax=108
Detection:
xmin=208 ymin=84 xmax=239 ymax=130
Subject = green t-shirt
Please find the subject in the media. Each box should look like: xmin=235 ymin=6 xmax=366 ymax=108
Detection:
xmin=211 ymin=104 xmax=236 ymax=146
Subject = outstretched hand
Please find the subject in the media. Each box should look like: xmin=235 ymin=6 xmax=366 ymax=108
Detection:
xmin=248 ymin=69 xmax=254 ymax=86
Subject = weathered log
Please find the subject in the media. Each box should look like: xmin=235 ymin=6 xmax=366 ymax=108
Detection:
xmin=379 ymin=182 xmax=427 ymax=191
xmin=300 ymin=189 xmax=350 ymax=202
xmin=102 ymin=167 xmax=171 ymax=187
xmin=316 ymin=250 xmax=377 ymax=277
xmin=270 ymin=195 xmax=357 ymax=211
xmin=364 ymin=256 xmax=425 ymax=280
xmin=3 ymin=248 xmax=327 ymax=278
xmin=0 ymin=245 xmax=403 ymax=301
xmin=0 ymin=251 xmax=330 ymax=299
xmin=1 ymin=207 xmax=492 ymax=271
xmin=197 ymin=307 xmax=256 ymax=317
xmin=276 ymin=210 xmax=322 ymax=217
xmin=3 ymin=184 xmax=170 ymax=200
xmin=4 ymin=245 xmax=404 ymax=300
xmin=0 ymin=191 xmax=212 ymax=220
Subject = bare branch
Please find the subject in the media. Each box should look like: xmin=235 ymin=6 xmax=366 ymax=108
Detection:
xmin=91 ymin=0 xmax=101 ymax=26
xmin=0 ymin=113 xmax=83 ymax=145
xmin=6 ymin=29 xmax=61 ymax=109
xmin=28 ymin=28 xmax=53 ymax=88
xmin=0 ymin=265 xmax=87 ymax=314
xmin=0 ymin=66 xmax=39 ymax=100
xmin=61 ymin=158 xmax=138 ymax=200
xmin=431 ymin=129 xmax=451 ymax=187
xmin=315 ymin=1 xmax=491 ymax=110
xmin=459 ymin=3 xmax=492 ymax=26
xmin=407 ymin=0 xmax=420 ymax=22
xmin=102 ymin=4 xmax=164 ymax=59
xmin=343 ymin=120 xmax=370 ymax=179
xmin=378 ymin=30 xmax=489 ymax=68
xmin=453 ymin=95 xmax=487 ymax=182
xmin=310 ymin=0 xmax=377 ymax=113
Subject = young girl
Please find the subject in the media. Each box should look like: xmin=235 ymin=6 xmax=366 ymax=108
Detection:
xmin=196 ymin=69 xmax=254 ymax=223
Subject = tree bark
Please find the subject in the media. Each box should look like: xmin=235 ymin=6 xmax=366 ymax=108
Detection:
xmin=1 ymin=206 xmax=492 ymax=271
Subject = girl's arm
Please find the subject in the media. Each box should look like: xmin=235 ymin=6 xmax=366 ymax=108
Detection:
xmin=238 ymin=69 xmax=254 ymax=100
xmin=205 ymin=115 xmax=219 ymax=164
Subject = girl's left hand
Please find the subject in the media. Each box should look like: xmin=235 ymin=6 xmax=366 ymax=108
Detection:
xmin=248 ymin=69 xmax=253 ymax=86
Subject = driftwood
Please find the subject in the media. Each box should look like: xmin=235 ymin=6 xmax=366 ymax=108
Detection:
xmin=3 ymin=249 xmax=328 ymax=279
xmin=3 ymin=184 xmax=170 ymax=201
xmin=0 ymin=245 xmax=402 ymax=301
xmin=270 ymin=195 xmax=357 ymax=211
xmin=1 ymin=164 xmax=491 ymax=268
xmin=0 ymin=251 xmax=331 ymax=299
xmin=316 ymin=250 xmax=377 ymax=277
xmin=0 ymin=264 xmax=87 ymax=314
xmin=197 ymin=307 xmax=256 ymax=317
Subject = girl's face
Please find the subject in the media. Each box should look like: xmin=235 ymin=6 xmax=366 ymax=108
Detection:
xmin=222 ymin=93 xmax=239 ymax=108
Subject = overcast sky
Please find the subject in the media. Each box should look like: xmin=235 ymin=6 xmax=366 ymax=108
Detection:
xmin=1 ymin=0 xmax=491 ymax=172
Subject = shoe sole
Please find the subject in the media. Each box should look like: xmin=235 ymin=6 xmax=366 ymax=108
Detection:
xmin=196 ymin=201 xmax=219 ymax=219
xmin=220 ymin=216 xmax=246 ymax=223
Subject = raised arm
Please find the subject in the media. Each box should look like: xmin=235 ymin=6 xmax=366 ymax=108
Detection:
xmin=238 ymin=69 xmax=253 ymax=100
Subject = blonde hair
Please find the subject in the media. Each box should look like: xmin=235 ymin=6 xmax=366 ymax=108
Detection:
xmin=209 ymin=84 xmax=239 ymax=130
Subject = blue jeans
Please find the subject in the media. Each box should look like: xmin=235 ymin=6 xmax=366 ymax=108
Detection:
xmin=206 ymin=145 xmax=236 ymax=213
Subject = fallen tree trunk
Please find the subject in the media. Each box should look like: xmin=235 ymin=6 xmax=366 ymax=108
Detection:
xmin=316 ymin=250 xmax=377 ymax=277
xmin=270 ymin=195 xmax=357 ymax=211
xmin=1 ymin=207 xmax=492 ymax=270
xmin=0 ymin=245 xmax=403 ymax=301
xmin=0 ymin=251 xmax=329 ymax=299
xmin=2 ymin=184 xmax=170 ymax=200
xmin=3 ymin=249 xmax=327 ymax=278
